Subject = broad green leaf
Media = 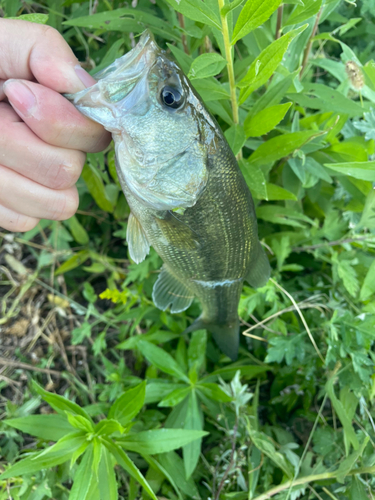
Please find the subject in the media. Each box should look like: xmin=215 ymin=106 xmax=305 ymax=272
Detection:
xmin=82 ymin=163 xmax=114 ymax=213
xmin=232 ymin=0 xmax=282 ymax=44
xmin=158 ymin=387 xmax=191 ymax=408
xmin=166 ymin=44 xmax=193 ymax=74
xmin=188 ymin=330 xmax=207 ymax=373
xmin=32 ymin=381 xmax=92 ymax=422
xmin=221 ymin=0 xmax=246 ymax=17
xmin=145 ymin=382 xmax=187 ymax=405
xmin=69 ymin=446 xmax=95 ymax=500
xmin=240 ymin=161 xmax=268 ymax=200
xmin=287 ymin=83 xmax=365 ymax=117
xmin=225 ymin=125 xmax=247 ymax=155
xmin=350 ymin=476 xmax=369 ymax=500
xmin=64 ymin=9 xmax=180 ymax=42
xmin=360 ymin=260 xmax=375 ymax=301
xmin=256 ymin=206 xmax=314 ymax=227
xmin=265 ymin=183 xmax=297 ymax=201
xmin=108 ymin=382 xmax=146 ymax=424
xmin=324 ymin=161 xmax=375 ymax=182
xmin=157 ymin=452 xmax=200 ymax=498
xmin=119 ymin=429 xmax=207 ymax=455
xmin=54 ymin=250 xmax=90 ymax=276
xmin=162 ymin=0 xmax=221 ymax=30
xmin=336 ymin=437 xmax=369 ymax=483
xmin=8 ymin=13 xmax=48 ymax=23
xmin=4 ymin=415 xmax=74 ymax=441
xmin=137 ymin=340 xmax=190 ymax=383
xmin=102 ymin=438 xmax=157 ymax=500
xmin=0 ymin=431 xmax=86 ymax=479
xmin=238 ymin=26 xmax=307 ymax=103
xmin=244 ymin=103 xmax=292 ymax=137
xmin=248 ymin=130 xmax=323 ymax=166
xmin=325 ymin=378 xmax=359 ymax=453
xmin=249 ymin=430 xmax=293 ymax=477
xmin=67 ymin=215 xmax=89 ymax=245
xmin=94 ymin=420 xmax=124 ymax=437
xmin=197 ymin=383 xmax=233 ymax=402
xmin=192 ymin=78 xmax=230 ymax=101
xmin=67 ymin=414 xmax=94 ymax=433
xmin=201 ymin=364 xmax=270 ymax=382
xmin=285 ymin=0 xmax=323 ymax=26
xmin=99 ymin=447 xmax=118 ymax=500
xmin=188 ymin=53 xmax=226 ymax=79
xmin=183 ymin=391 xmax=203 ymax=479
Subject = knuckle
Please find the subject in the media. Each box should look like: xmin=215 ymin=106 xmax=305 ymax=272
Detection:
xmin=48 ymin=153 xmax=85 ymax=190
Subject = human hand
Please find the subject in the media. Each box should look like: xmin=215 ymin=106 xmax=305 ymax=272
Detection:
xmin=0 ymin=19 xmax=111 ymax=232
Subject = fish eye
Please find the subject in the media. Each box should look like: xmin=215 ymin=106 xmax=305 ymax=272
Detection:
xmin=161 ymin=86 xmax=184 ymax=109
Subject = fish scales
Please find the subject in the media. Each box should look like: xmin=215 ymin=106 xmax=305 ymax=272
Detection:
xmin=66 ymin=31 xmax=270 ymax=359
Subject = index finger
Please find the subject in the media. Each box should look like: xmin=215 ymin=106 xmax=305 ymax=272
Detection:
xmin=0 ymin=19 xmax=94 ymax=94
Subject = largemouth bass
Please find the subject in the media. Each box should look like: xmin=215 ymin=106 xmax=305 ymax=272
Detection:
xmin=66 ymin=31 xmax=270 ymax=360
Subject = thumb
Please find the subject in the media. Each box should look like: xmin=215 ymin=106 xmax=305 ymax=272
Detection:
xmin=0 ymin=19 xmax=95 ymax=93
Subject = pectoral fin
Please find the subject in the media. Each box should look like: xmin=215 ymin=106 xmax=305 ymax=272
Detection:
xmin=126 ymin=213 xmax=150 ymax=264
xmin=245 ymin=242 xmax=271 ymax=288
xmin=152 ymin=265 xmax=194 ymax=313
xmin=155 ymin=211 xmax=202 ymax=251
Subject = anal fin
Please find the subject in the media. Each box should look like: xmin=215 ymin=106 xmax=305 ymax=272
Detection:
xmin=126 ymin=213 xmax=150 ymax=264
xmin=152 ymin=265 xmax=194 ymax=313
xmin=245 ymin=242 xmax=270 ymax=288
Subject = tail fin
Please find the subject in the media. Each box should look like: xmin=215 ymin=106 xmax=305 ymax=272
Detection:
xmin=184 ymin=316 xmax=239 ymax=361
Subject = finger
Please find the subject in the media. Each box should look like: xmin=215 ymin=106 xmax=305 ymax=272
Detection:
xmin=0 ymin=102 xmax=22 ymax=122
xmin=0 ymin=80 xmax=5 ymax=101
xmin=0 ymin=204 xmax=39 ymax=233
xmin=0 ymin=19 xmax=94 ymax=93
xmin=0 ymin=111 xmax=85 ymax=190
xmin=3 ymin=79 xmax=111 ymax=152
xmin=0 ymin=164 xmax=79 ymax=221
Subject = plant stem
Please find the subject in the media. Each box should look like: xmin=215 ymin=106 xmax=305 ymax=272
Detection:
xmin=214 ymin=415 xmax=239 ymax=499
xmin=177 ymin=13 xmax=189 ymax=54
xmin=300 ymin=8 xmax=323 ymax=79
xmin=217 ymin=2 xmax=242 ymax=158
xmin=275 ymin=5 xmax=283 ymax=39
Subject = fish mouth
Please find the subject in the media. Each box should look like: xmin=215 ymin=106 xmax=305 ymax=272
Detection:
xmin=64 ymin=30 xmax=160 ymax=128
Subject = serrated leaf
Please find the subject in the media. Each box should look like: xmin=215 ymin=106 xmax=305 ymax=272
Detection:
xmin=238 ymin=26 xmax=307 ymax=103
xmin=285 ymin=0 xmax=323 ymax=26
xmin=137 ymin=340 xmax=189 ymax=383
xmin=108 ymin=382 xmax=146 ymax=424
xmin=324 ymin=161 xmax=375 ymax=181
xmin=244 ymin=103 xmax=292 ymax=137
xmin=232 ymin=0 xmax=282 ymax=44
xmin=360 ymin=260 xmax=375 ymax=301
xmin=188 ymin=53 xmax=226 ymax=79
xmin=337 ymin=260 xmax=360 ymax=297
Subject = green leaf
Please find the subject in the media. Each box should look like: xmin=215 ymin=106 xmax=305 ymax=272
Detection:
xmin=69 ymin=446 xmax=95 ymax=500
xmin=188 ymin=330 xmax=207 ymax=373
xmin=248 ymin=130 xmax=323 ymax=166
xmin=54 ymin=250 xmax=90 ymax=276
xmin=232 ymin=0 xmax=282 ymax=44
xmin=337 ymin=259 xmax=360 ymax=297
xmin=244 ymin=103 xmax=292 ymax=137
xmin=285 ymin=0 xmax=323 ymax=26
xmin=4 ymin=415 xmax=74 ymax=441
xmin=137 ymin=340 xmax=189 ymax=383
xmin=238 ymin=26 xmax=307 ymax=103
xmin=157 ymin=452 xmax=200 ymax=498
xmin=192 ymin=78 xmax=230 ymax=101
xmin=197 ymin=383 xmax=233 ymax=402
xmin=94 ymin=420 xmax=124 ymax=437
xmin=108 ymin=382 xmax=146 ymax=424
xmin=325 ymin=378 xmax=359 ymax=453
xmin=8 ymin=13 xmax=48 ymax=23
xmin=357 ymin=189 xmax=375 ymax=230
xmin=360 ymin=260 xmax=375 ymax=301
xmin=350 ymin=476 xmax=369 ymax=500
xmin=158 ymin=387 xmax=191 ymax=407
xmin=67 ymin=414 xmax=94 ymax=433
xmin=249 ymin=430 xmax=294 ymax=477
xmin=162 ymin=0 xmax=221 ymax=30
xmin=99 ymin=447 xmax=118 ymax=500
xmin=188 ymin=53 xmax=226 ymax=79
xmin=336 ymin=437 xmax=369 ymax=483
xmin=240 ymin=161 xmax=268 ymax=200
xmin=102 ymin=438 xmax=157 ymax=500
xmin=0 ymin=431 xmax=86 ymax=479
xmin=67 ymin=215 xmax=89 ymax=245
xmin=201 ymin=364 xmax=270 ymax=383
xmin=119 ymin=429 xmax=207 ymax=455
xmin=32 ymin=381 xmax=92 ymax=422
xmin=183 ymin=391 xmax=203 ymax=479
xmin=265 ymin=183 xmax=297 ymax=201
xmin=221 ymin=0 xmax=246 ymax=17
xmin=82 ymin=163 xmax=114 ymax=213
xmin=256 ymin=205 xmax=314 ymax=227
xmin=324 ymin=162 xmax=375 ymax=182
xmin=225 ymin=125 xmax=247 ymax=156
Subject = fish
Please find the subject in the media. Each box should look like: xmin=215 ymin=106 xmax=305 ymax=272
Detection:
xmin=66 ymin=30 xmax=270 ymax=360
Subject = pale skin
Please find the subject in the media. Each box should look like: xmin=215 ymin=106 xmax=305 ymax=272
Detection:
xmin=0 ymin=19 xmax=111 ymax=232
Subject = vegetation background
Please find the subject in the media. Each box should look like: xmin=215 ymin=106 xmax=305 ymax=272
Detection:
xmin=1 ymin=0 xmax=375 ymax=498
